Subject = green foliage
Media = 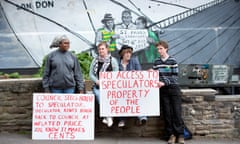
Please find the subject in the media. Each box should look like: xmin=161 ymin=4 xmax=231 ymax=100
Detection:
xmin=0 ymin=72 xmax=20 ymax=79
xmin=76 ymin=52 xmax=93 ymax=80
xmin=0 ymin=72 xmax=9 ymax=79
xmin=34 ymin=52 xmax=93 ymax=80
xmin=32 ymin=56 xmax=47 ymax=78
xmin=8 ymin=72 xmax=21 ymax=78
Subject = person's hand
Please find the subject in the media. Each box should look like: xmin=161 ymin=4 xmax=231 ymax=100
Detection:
xmin=148 ymin=68 xmax=154 ymax=71
xmin=79 ymin=90 xmax=84 ymax=94
xmin=157 ymin=81 xmax=165 ymax=88
xmin=95 ymin=80 xmax=100 ymax=85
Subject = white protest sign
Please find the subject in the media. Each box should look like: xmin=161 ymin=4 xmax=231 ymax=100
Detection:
xmin=212 ymin=65 xmax=229 ymax=84
xmin=99 ymin=71 xmax=160 ymax=117
xmin=32 ymin=93 xmax=94 ymax=140
xmin=115 ymin=29 xmax=149 ymax=52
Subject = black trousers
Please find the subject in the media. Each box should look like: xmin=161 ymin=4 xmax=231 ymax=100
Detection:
xmin=160 ymin=85 xmax=184 ymax=137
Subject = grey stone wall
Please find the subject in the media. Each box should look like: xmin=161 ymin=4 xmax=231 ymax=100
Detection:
xmin=0 ymin=78 xmax=42 ymax=132
xmin=181 ymin=89 xmax=240 ymax=138
xmin=0 ymin=78 xmax=239 ymax=138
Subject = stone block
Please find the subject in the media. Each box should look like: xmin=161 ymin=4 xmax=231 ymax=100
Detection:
xmin=217 ymin=113 xmax=232 ymax=119
xmin=216 ymin=107 xmax=230 ymax=113
xmin=204 ymin=95 xmax=216 ymax=101
xmin=210 ymin=129 xmax=234 ymax=134
xmin=195 ymin=130 xmax=210 ymax=135
xmin=210 ymin=124 xmax=233 ymax=129
xmin=192 ymin=120 xmax=202 ymax=125
xmin=0 ymin=107 xmax=4 ymax=113
xmin=195 ymin=125 xmax=207 ymax=130
xmin=203 ymin=114 xmax=217 ymax=119
xmin=0 ymin=113 xmax=14 ymax=120
xmin=215 ymin=95 xmax=240 ymax=102
xmin=195 ymin=96 xmax=204 ymax=102
xmin=17 ymin=99 xmax=32 ymax=107
xmin=0 ymin=100 xmax=17 ymax=106
xmin=14 ymin=114 xmax=29 ymax=119
xmin=6 ymin=107 xmax=26 ymax=114
xmin=85 ymin=80 xmax=94 ymax=91
xmin=16 ymin=119 xmax=33 ymax=126
xmin=202 ymin=120 xmax=223 ymax=125
xmin=234 ymin=120 xmax=240 ymax=128
xmin=203 ymin=110 xmax=215 ymax=115
xmin=181 ymin=96 xmax=194 ymax=103
xmin=181 ymin=89 xmax=217 ymax=96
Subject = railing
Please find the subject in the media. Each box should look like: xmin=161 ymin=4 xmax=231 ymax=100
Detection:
xmin=149 ymin=0 xmax=226 ymax=29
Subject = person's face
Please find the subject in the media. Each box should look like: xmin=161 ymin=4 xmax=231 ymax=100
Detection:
xmin=157 ymin=45 xmax=168 ymax=57
xmin=136 ymin=19 xmax=145 ymax=29
xmin=98 ymin=44 xmax=108 ymax=57
xmin=59 ymin=39 xmax=70 ymax=51
xmin=105 ymin=20 xmax=114 ymax=30
xmin=122 ymin=13 xmax=132 ymax=25
xmin=122 ymin=50 xmax=132 ymax=61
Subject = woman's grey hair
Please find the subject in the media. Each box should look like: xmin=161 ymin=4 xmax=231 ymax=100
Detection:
xmin=49 ymin=35 xmax=69 ymax=48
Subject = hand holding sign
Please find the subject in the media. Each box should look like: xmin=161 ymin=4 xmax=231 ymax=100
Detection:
xmin=157 ymin=81 xmax=165 ymax=88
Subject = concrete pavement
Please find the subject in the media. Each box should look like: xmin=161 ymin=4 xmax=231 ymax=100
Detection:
xmin=0 ymin=133 xmax=240 ymax=144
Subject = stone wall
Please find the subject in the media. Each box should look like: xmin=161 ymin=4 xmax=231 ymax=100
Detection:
xmin=181 ymin=89 xmax=240 ymax=138
xmin=0 ymin=78 xmax=42 ymax=132
xmin=0 ymin=78 xmax=239 ymax=138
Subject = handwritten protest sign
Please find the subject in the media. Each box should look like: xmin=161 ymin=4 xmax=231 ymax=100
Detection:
xmin=115 ymin=29 xmax=149 ymax=52
xmin=99 ymin=71 xmax=160 ymax=117
xmin=32 ymin=93 xmax=94 ymax=140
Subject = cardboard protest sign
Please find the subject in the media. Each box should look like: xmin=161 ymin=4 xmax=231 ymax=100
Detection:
xmin=99 ymin=71 xmax=160 ymax=117
xmin=32 ymin=93 xmax=94 ymax=140
xmin=115 ymin=29 xmax=149 ymax=52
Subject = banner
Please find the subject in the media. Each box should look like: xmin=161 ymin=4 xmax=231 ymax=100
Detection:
xmin=99 ymin=71 xmax=160 ymax=117
xmin=115 ymin=29 xmax=149 ymax=52
xmin=32 ymin=93 xmax=94 ymax=140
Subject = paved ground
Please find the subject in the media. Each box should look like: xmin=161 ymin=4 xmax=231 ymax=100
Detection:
xmin=0 ymin=133 xmax=240 ymax=144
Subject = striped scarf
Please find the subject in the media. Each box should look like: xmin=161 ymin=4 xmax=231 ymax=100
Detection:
xmin=93 ymin=54 xmax=111 ymax=77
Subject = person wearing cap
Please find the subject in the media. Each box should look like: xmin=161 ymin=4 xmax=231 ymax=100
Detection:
xmin=96 ymin=13 xmax=118 ymax=56
xmin=117 ymin=45 xmax=148 ymax=128
xmin=42 ymin=35 xmax=84 ymax=93
xmin=89 ymin=41 xmax=119 ymax=127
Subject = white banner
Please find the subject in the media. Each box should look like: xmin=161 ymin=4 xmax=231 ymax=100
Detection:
xmin=115 ymin=29 xmax=149 ymax=52
xmin=99 ymin=71 xmax=160 ymax=117
xmin=32 ymin=93 xmax=95 ymax=140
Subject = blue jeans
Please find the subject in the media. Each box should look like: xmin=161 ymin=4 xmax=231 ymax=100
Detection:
xmin=92 ymin=86 xmax=100 ymax=104
xmin=51 ymin=88 xmax=75 ymax=93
